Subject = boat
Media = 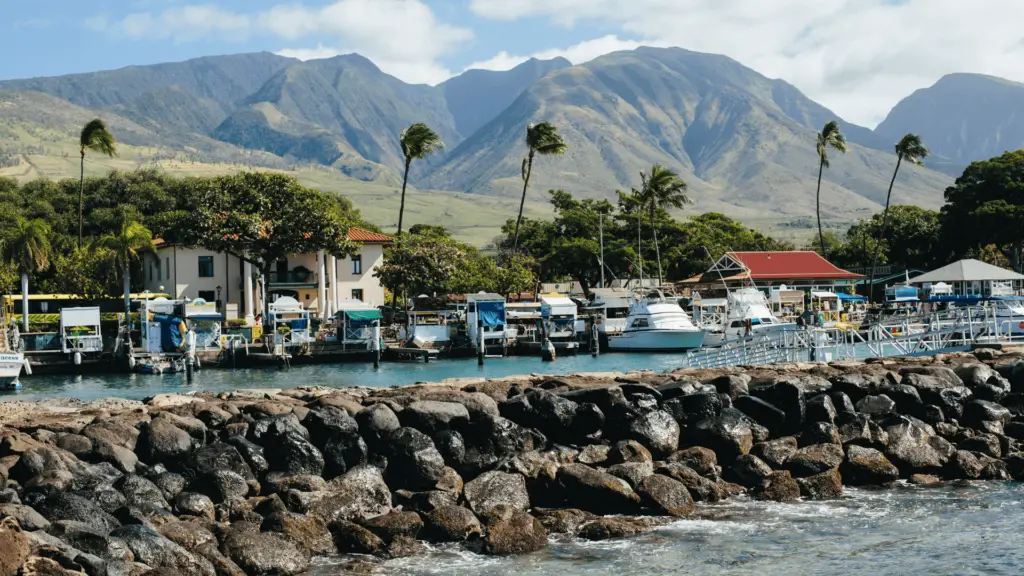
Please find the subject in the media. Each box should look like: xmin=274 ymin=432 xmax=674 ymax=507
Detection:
xmin=0 ymin=310 xmax=29 ymax=390
xmin=702 ymin=288 xmax=798 ymax=347
xmin=606 ymin=290 xmax=706 ymax=351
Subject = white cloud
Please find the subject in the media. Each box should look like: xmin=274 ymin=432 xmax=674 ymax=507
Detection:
xmin=468 ymin=0 xmax=1024 ymax=127
xmin=104 ymin=0 xmax=471 ymax=85
xmin=463 ymin=35 xmax=651 ymax=72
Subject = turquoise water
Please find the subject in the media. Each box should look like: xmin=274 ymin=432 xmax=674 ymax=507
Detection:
xmin=2 ymin=352 xmax=689 ymax=403
xmin=313 ymin=483 xmax=1024 ymax=575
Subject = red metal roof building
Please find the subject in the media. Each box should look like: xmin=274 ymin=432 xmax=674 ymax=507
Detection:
xmin=683 ymin=251 xmax=862 ymax=290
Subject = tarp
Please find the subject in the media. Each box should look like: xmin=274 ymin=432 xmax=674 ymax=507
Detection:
xmin=477 ymin=300 xmax=506 ymax=327
xmin=837 ymin=293 xmax=867 ymax=302
xmin=153 ymin=313 xmax=184 ymax=352
xmin=345 ymin=309 xmax=382 ymax=326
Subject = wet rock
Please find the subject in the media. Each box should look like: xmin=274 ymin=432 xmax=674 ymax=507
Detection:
xmin=306 ymin=465 xmax=391 ymax=525
xmin=959 ymin=433 xmax=1002 ymax=458
xmin=732 ymin=395 xmax=787 ymax=435
xmin=175 ymin=493 xmax=215 ymax=520
xmin=607 ymin=440 xmax=653 ymax=464
xmin=38 ymin=493 xmax=120 ymax=534
xmin=463 ymin=471 xmax=529 ymax=518
xmin=329 ymin=521 xmax=386 ymax=555
xmin=796 ymin=468 xmax=843 ymax=499
xmin=321 ymin=433 xmax=368 ymax=480
xmin=961 ymin=400 xmax=1012 ymax=431
xmin=193 ymin=470 xmax=249 ymax=504
xmin=908 ymin=473 xmax=942 ymax=486
xmin=730 ymin=454 xmax=774 ymax=488
xmin=137 ymin=419 xmax=195 ymax=466
xmin=607 ymin=461 xmax=654 ymax=489
xmin=0 ymin=517 xmax=29 ymax=576
xmin=784 ymin=444 xmax=844 ymax=478
xmin=884 ymin=417 xmax=953 ymax=474
xmin=800 ymin=422 xmax=841 ymax=446
xmin=946 ymin=450 xmax=987 ymax=479
xmin=385 ymin=428 xmax=446 ymax=490
xmin=666 ymin=447 xmax=718 ymax=476
xmin=400 ymin=401 xmax=470 ymax=435
xmin=0 ymin=503 xmax=50 ymax=531
xmin=151 ymin=472 xmax=186 ymax=503
xmin=855 ymin=394 xmax=896 ymax=416
xmin=750 ymin=437 xmax=798 ymax=468
xmin=179 ymin=443 xmax=254 ymax=485
xmin=840 ymin=445 xmax=899 ymax=486
xmin=482 ymin=506 xmax=547 ymax=555
xmin=578 ymin=517 xmax=644 ymax=540
xmin=654 ymin=463 xmax=724 ymax=502
xmin=387 ymin=535 xmax=426 ymax=558
xmin=422 ymin=505 xmax=482 ymax=542
xmin=264 ymin=433 xmax=324 ymax=477
xmin=663 ymin=393 xmax=724 ymax=427
xmin=829 ymin=373 xmax=877 ymax=403
xmin=693 ymin=408 xmax=754 ymax=464
xmin=50 ymin=520 xmax=134 ymax=561
xmin=708 ymin=374 xmax=751 ymax=399
xmin=359 ymin=511 xmax=422 ymax=543
xmin=637 ymin=474 xmax=694 ymax=517
xmin=158 ymin=519 xmax=217 ymax=550
xmin=838 ymin=414 xmax=889 ymax=450
xmin=301 ymin=406 xmax=359 ymax=448
xmin=557 ymin=463 xmax=641 ymax=514
xmin=115 ymin=474 xmax=169 ymax=511
xmin=249 ymin=413 xmax=308 ymax=445
xmin=223 ymin=531 xmax=308 ymax=576
xmin=805 ymin=394 xmax=837 ymax=424
xmin=111 ymin=524 xmax=215 ymax=575
xmin=1003 ymin=452 xmax=1024 ymax=479
xmin=753 ymin=471 xmax=800 ymax=502
xmin=534 ymin=508 xmax=594 ymax=535
xmin=577 ymin=445 xmax=611 ymax=466
xmin=225 ymin=437 xmax=268 ymax=477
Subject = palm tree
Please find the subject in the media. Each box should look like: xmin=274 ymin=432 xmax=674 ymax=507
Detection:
xmin=513 ymin=122 xmax=567 ymax=252
xmin=3 ymin=219 xmax=51 ymax=333
xmin=98 ymin=214 xmax=155 ymax=318
xmin=867 ymin=134 xmax=929 ymax=301
xmin=397 ymin=123 xmax=444 ymax=238
xmin=632 ymin=164 xmax=690 ymax=285
xmin=815 ymin=121 xmax=847 ymax=258
xmin=79 ymin=119 xmax=117 ymax=248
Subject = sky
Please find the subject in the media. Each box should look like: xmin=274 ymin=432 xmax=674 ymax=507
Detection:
xmin=2 ymin=0 xmax=1022 ymax=128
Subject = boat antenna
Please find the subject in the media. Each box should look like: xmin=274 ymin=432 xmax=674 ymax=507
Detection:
xmin=599 ymin=213 xmax=606 ymax=289
xmin=704 ymin=246 xmax=732 ymax=298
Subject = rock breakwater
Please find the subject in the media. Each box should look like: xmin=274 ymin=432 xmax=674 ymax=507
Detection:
xmin=2 ymin=350 xmax=1024 ymax=574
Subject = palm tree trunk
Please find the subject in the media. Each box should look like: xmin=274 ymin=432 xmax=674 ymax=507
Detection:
xmin=868 ymin=154 xmax=903 ymax=302
xmin=123 ymin=264 xmax=131 ymax=320
xmin=512 ymin=151 xmax=534 ymax=252
xmin=391 ymin=159 xmax=413 ymax=320
xmin=20 ymin=272 xmax=28 ymax=333
xmin=816 ymin=156 xmax=827 ymax=259
xmin=651 ymin=206 xmax=663 ymax=286
xmin=79 ymin=150 xmax=85 ymax=249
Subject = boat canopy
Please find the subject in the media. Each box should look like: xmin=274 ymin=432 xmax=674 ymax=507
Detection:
xmin=811 ymin=291 xmax=837 ymax=299
xmin=477 ymin=300 xmax=506 ymax=327
xmin=342 ymin=309 xmax=382 ymax=326
xmin=695 ymin=298 xmax=728 ymax=308
xmin=837 ymin=293 xmax=867 ymax=302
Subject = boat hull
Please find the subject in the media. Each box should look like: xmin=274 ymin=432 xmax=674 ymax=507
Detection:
xmin=607 ymin=329 xmax=706 ymax=351
xmin=0 ymin=353 xmax=26 ymax=390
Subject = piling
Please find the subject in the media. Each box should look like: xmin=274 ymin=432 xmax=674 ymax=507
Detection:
xmin=372 ymin=322 xmax=381 ymax=369
xmin=477 ymin=319 xmax=484 ymax=366
xmin=591 ymin=320 xmax=600 ymax=357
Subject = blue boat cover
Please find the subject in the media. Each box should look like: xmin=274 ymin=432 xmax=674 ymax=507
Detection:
xmin=477 ymin=301 xmax=506 ymax=327
xmin=153 ymin=314 xmax=184 ymax=351
xmin=837 ymin=293 xmax=867 ymax=302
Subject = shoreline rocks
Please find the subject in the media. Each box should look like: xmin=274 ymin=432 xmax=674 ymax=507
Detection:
xmin=2 ymin=350 xmax=1024 ymax=574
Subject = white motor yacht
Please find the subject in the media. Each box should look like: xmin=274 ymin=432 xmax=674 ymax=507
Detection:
xmin=607 ymin=291 xmax=705 ymax=351
xmin=703 ymin=288 xmax=798 ymax=347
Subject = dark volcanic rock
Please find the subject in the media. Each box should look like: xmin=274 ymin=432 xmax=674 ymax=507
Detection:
xmin=733 ymin=395 xmax=787 ymax=435
xmin=796 ymin=468 xmax=843 ymax=499
xmin=422 ymin=505 xmax=482 ymax=542
xmin=840 ymin=445 xmax=899 ymax=485
xmin=961 ymin=400 xmax=1012 ymax=431
xmin=730 ymin=454 xmax=774 ymax=488
xmin=557 ymin=463 xmax=641 ymax=514
xmin=0 ymin=503 xmax=50 ymax=531
xmin=750 ymin=376 xmax=832 ymax=433
xmin=829 ymin=373 xmax=877 ymax=403
xmin=607 ymin=440 xmax=653 ymax=464
xmin=693 ymin=408 xmax=754 ymax=464
xmin=175 ymin=492 xmax=215 ymax=519
xmin=302 ymin=406 xmax=359 ymax=448
xmin=829 ymin=391 xmax=857 ymax=421
xmin=330 ymin=520 xmax=386 ymax=555
xmin=578 ymin=517 xmax=644 ymax=540
xmin=152 ymin=471 xmax=187 ymax=502
xmin=637 ymin=474 xmax=694 ymax=517
xmin=355 ymin=404 xmax=401 ymax=451
xmin=137 ymin=419 xmax=195 ymax=465
xmin=194 ymin=470 xmax=249 ymax=504
xmin=839 ymin=414 xmax=889 ymax=450
xmin=855 ymin=395 xmax=896 ymax=416
xmin=654 ymin=463 xmax=724 ymax=503
xmin=249 ymin=413 xmax=308 ymax=444
xmin=38 ymin=493 xmax=120 ymax=534
xmin=959 ymin=433 xmax=1002 ymax=458
xmin=179 ymin=442 xmax=254 ymax=484
xmin=385 ymin=427 xmax=447 ymax=490
xmin=666 ymin=447 xmax=718 ymax=476
xmin=663 ymin=393 xmax=724 ymax=427
xmin=400 ymin=401 xmax=471 ymax=434
xmin=463 ymin=471 xmax=529 ymax=518
xmin=359 ymin=511 xmax=423 ymax=543
xmin=607 ymin=461 xmax=654 ymax=489
xmin=625 ymin=410 xmax=679 ymax=456
xmin=800 ymin=422 xmax=841 ymax=446
xmin=225 ymin=436 xmax=269 ymax=476
xmin=754 ymin=471 xmax=800 ymax=502
xmin=482 ymin=506 xmax=547 ymax=555
xmin=880 ymin=384 xmax=924 ymax=415
xmin=305 ymin=465 xmax=391 ymax=525
xmin=322 ymin=431 xmax=367 ymax=480
xmin=805 ymin=394 xmax=837 ymax=424
xmin=784 ymin=444 xmax=844 ymax=478
xmin=751 ymin=437 xmax=799 ymax=468
xmin=265 ymin=433 xmax=324 ymax=477
xmin=884 ymin=417 xmax=953 ymax=474
xmin=223 ymin=531 xmax=309 ymax=576
xmin=708 ymin=374 xmax=751 ymax=399
xmin=111 ymin=524 xmax=215 ymax=575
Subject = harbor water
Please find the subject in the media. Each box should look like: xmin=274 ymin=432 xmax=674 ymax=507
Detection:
xmin=3 ymin=352 xmax=693 ymax=403
xmin=313 ymin=483 xmax=1024 ymax=575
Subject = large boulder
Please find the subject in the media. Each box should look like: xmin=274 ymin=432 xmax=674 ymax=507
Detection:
xmin=179 ymin=443 xmax=255 ymax=485
xmin=482 ymin=506 xmax=547 ymax=555
xmin=692 ymin=408 xmax=754 ymax=464
xmin=301 ymin=406 xmax=359 ymax=448
xmin=249 ymin=413 xmax=309 ymax=444
xmin=115 ymin=474 xmax=170 ymax=511
xmin=0 ymin=503 xmax=50 ymax=531
xmin=903 ymin=373 xmax=972 ymax=417
xmin=322 ymin=431 xmax=368 ymax=480
xmin=329 ymin=521 xmax=386 ymax=555
xmin=137 ymin=419 xmax=195 ymax=465
xmin=666 ymin=446 xmax=718 ymax=476
xmin=225 ymin=436 xmax=269 ymax=476
xmin=400 ymin=401 xmax=471 ymax=434
xmin=750 ymin=437 xmax=799 ymax=468
xmin=607 ymin=440 xmax=653 ymax=464
xmin=749 ymin=375 xmax=831 ymax=434
xmin=422 ymin=505 xmax=482 ymax=542
xmin=784 ymin=444 xmax=844 ymax=478
xmin=557 ymin=463 xmax=641 ymax=514
xmin=654 ymin=463 xmax=725 ymax=503
xmin=464 ymin=471 xmax=530 ymax=518
xmin=385 ymin=428 xmax=447 ymax=490
xmin=458 ymin=415 xmax=543 ymax=476
xmin=355 ymin=404 xmax=401 ymax=451
xmin=0 ymin=517 xmax=29 ymax=576
xmin=840 ymin=445 xmax=899 ymax=485
xmin=800 ymin=422 xmax=841 ymax=446
xmin=753 ymin=471 xmax=800 ymax=502
xmin=855 ymin=395 xmax=896 ymax=416
xmin=306 ymin=465 xmax=392 ymax=525
xmin=839 ymin=414 xmax=889 ymax=450
xmin=359 ymin=511 xmax=423 ymax=543
xmin=900 ymin=366 xmax=964 ymax=388
xmin=959 ymin=433 xmax=1002 ymax=458
xmin=730 ymin=454 xmax=774 ymax=488
xmin=880 ymin=384 xmax=924 ymax=416
xmin=828 ymin=373 xmax=878 ymax=403
xmin=961 ymin=400 xmax=1012 ymax=432
xmin=192 ymin=470 xmax=249 ymax=504
xmin=222 ymin=531 xmax=309 ymax=576
xmin=733 ymin=395 xmax=787 ymax=435
xmin=796 ymin=468 xmax=843 ymax=499
xmin=49 ymin=520 xmax=134 ymax=561
xmin=637 ymin=474 xmax=694 ymax=517
xmin=884 ymin=417 xmax=954 ymax=474
xmin=111 ymin=524 xmax=215 ymax=575
xmin=625 ymin=410 xmax=679 ymax=456
xmin=708 ymin=374 xmax=751 ymax=399
xmin=83 ymin=420 xmax=140 ymax=452
xmin=662 ymin=393 xmax=725 ymax=427
xmin=264 ymin=433 xmax=324 ymax=477
xmin=175 ymin=492 xmax=216 ymax=519
xmin=805 ymin=394 xmax=837 ymax=424
xmin=37 ymin=493 xmax=120 ymax=534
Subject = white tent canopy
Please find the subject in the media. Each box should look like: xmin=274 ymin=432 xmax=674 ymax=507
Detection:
xmin=910 ymin=259 xmax=1024 ymax=284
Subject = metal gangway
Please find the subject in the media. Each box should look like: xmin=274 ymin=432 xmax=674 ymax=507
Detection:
xmin=680 ymin=306 xmax=1018 ymax=370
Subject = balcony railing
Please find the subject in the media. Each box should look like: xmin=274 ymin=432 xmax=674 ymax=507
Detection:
xmin=267 ymin=271 xmax=317 ymax=285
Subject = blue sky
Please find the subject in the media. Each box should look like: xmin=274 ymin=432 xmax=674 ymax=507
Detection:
xmin=2 ymin=0 xmax=1020 ymax=127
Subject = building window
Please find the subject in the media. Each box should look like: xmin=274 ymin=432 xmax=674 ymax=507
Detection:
xmin=165 ymin=257 xmax=170 ymax=281
xmin=351 ymin=255 xmax=362 ymax=275
xmin=198 ymin=256 xmax=214 ymax=278
xmin=198 ymin=290 xmax=215 ymax=302
xmin=352 ymin=289 xmax=364 ymax=301
xmin=156 ymin=259 xmax=161 ymax=281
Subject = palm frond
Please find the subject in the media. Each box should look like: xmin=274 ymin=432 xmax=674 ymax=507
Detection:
xmin=400 ymin=123 xmax=444 ymax=162
xmin=633 ymin=164 xmax=690 ymax=213
xmin=80 ymin=118 xmax=117 ymax=157
xmin=895 ymin=133 xmax=929 ymax=166
xmin=4 ymin=218 xmax=51 ymax=274
xmin=817 ymin=120 xmax=846 ymax=165
xmin=526 ymin=122 xmax=568 ymax=156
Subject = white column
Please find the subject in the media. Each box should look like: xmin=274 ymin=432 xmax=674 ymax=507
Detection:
xmin=243 ymin=259 xmax=254 ymax=324
xmin=317 ymin=250 xmax=327 ymax=319
xmin=330 ymin=255 xmax=339 ymax=311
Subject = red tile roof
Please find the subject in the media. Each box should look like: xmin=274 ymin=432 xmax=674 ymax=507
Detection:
xmin=347 ymin=228 xmax=393 ymax=243
xmin=729 ymin=251 xmax=862 ymax=280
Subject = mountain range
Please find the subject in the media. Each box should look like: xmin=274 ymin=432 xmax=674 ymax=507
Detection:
xmin=3 ymin=46 xmax=1024 ymax=234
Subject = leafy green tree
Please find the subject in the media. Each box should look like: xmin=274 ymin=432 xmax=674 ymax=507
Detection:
xmin=376 ymin=229 xmax=466 ymax=299
xmin=162 ymin=172 xmax=357 ymax=324
xmin=98 ymin=212 xmax=155 ymax=317
xmin=49 ymin=246 xmax=117 ymax=300
xmin=814 ymin=121 xmax=847 ymax=259
xmin=941 ymin=150 xmax=1024 ymax=270
xmin=3 ymin=218 xmax=51 ymax=331
xmin=397 ymin=123 xmax=444 ymax=238
xmin=513 ymin=122 xmax=567 ymax=252
xmin=867 ymin=134 xmax=929 ymax=300
xmin=79 ymin=119 xmax=117 ymax=248
xmin=632 ymin=164 xmax=690 ymax=284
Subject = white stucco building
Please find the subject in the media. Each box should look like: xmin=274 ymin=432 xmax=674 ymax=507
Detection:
xmin=144 ymin=228 xmax=392 ymax=321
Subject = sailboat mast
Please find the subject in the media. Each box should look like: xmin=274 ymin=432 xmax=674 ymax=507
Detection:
xmin=637 ymin=213 xmax=643 ymax=285
xmin=599 ymin=214 xmax=605 ymax=289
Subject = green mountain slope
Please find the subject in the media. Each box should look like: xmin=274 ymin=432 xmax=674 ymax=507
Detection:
xmin=874 ymin=73 xmax=1024 ymax=174
xmin=428 ymin=47 xmax=951 ymax=222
